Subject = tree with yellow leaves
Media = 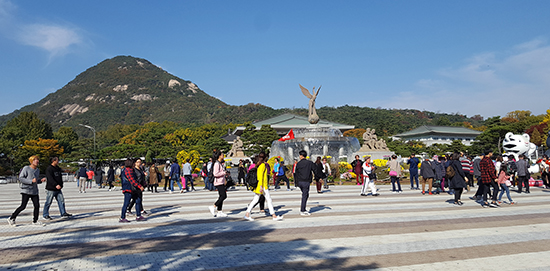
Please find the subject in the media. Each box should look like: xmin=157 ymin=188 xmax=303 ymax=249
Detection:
xmin=15 ymin=138 xmax=64 ymax=172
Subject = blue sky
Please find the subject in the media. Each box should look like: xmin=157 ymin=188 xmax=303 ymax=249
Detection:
xmin=1 ymin=0 xmax=550 ymax=119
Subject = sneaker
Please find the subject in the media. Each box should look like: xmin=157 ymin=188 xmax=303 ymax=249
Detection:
xmin=398 ymin=191 xmax=402 ymax=194
xmin=510 ymin=201 xmax=516 ymax=205
xmin=422 ymin=191 xmax=425 ymax=195
xmin=287 ymin=189 xmax=291 ymax=191
xmin=428 ymin=192 xmax=433 ymax=195
xmin=490 ymin=202 xmax=500 ymax=208
xmin=62 ymin=213 xmax=73 ymax=217
xmin=217 ymin=211 xmax=228 ymax=217
xmin=43 ymin=216 xmax=53 ymax=220
xmin=392 ymin=191 xmax=397 ymax=194
xmin=300 ymin=211 xmax=311 ymax=216
xmin=453 ymin=202 xmax=460 ymax=206
xmin=169 ymin=190 xmax=173 ymax=194
xmin=243 ymin=215 xmax=254 ymax=221
xmin=142 ymin=211 xmax=148 ymax=215
xmin=7 ymin=218 xmax=15 ymax=227
xmin=273 ymin=215 xmax=283 ymax=221
xmin=208 ymin=206 xmax=216 ymax=217
xmin=180 ymin=190 xmax=184 ymax=193
xmin=32 ymin=221 xmax=46 ymax=227
xmin=119 ymin=218 xmax=130 ymax=223
xmin=372 ymin=193 xmax=380 ymax=196
xmin=108 ymin=189 xmax=112 ymax=191
xmin=136 ymin=216 xmax=147 ymax=221
xmin=360 ymin=194 xmax=367 ymax=196
xmin=497 ymin=201 xmax=502 ymax=205
xmin=458 ymin=201 xmax=464 ymax=206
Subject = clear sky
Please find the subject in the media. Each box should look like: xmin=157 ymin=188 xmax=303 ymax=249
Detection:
xmin=1 ymin=0 xmax=549 ymax=119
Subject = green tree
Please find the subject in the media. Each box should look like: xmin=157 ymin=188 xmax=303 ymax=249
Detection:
xmin=54 ymin=127 xmax=79 ymax=154
xmin=241 ymin=124 xmax=279 ymax=156
xmin=0 ymin=112 xmax=53 ymax=156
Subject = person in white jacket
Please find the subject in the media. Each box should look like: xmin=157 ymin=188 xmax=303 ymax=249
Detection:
xmin=361 ymin=157 xmax=379 ymax=196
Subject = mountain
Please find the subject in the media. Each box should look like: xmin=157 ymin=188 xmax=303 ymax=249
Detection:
xmin=0 ymin=56 xmax=277 ymax=131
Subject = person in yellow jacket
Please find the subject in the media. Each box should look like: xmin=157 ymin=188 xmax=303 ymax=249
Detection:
xmin=243 ymin=152 xmax=284 ymax=221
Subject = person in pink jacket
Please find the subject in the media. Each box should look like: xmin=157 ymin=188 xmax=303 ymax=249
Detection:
xmin=497 ymin=164 xmax=515 ymax=205
xmin=208 ymin=151 xmax=228 ymax=217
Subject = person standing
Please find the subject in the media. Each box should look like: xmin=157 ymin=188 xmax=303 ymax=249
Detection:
xmin=448 ymin=152 xmax=467 ymax=206
xmin=516 ymin=154 xmax=530 ymax=194
xmin=539 ymin=155 xmax=550 ymax=189
xmin=170 ymin=159 xmax=182 ymax=194
xmin=407 ymin=154 xmax=420 ymax=190
xmin=106 ymin=164 xmax=115 ymax=191
xmin=294 ymin=150 xmax=316 ymax=216
xmin=208 ymin=151 xmax=228 ymax=217
xmin=387 ymin=154 xmax=402 ymax=193
xmin=163 ymin=161 xmax=171 ymax=191
xmin=361 ymin=156 xmax=379 ymax=196
xmin=7 ymin=155 xmax=46 ymax=227
xmin=313 ymin=157 xmax=325 ymax=193
xmin=148 ymin=163 xmax=160 ymax=193
xmin=243 ymin=152 xmax=283 ymax=221
xmin=86 ymin=167 xmax=94 ymax=189
xmin=94 ymin=165 xmax=104 ymax=189
xmin=77 ymin=164 xmax=87 ymax=193
xmin=182 ymin=159 xmax=195 ymax=192
xmin=497 ymin=164 xmax=515 ymax=204
xmin=460 ymin=154 xmax=473 ymax=191
xmin=351 ymin=155 xmax=363 ymax=185
xmin=471 ymin=154 xmax=483 ymax=201
xmin=206 ymin=158 xmax=214 ymax=191
xmin=480 ymin=150 xmax=499 ymax=208
xmin=238 ymin=160 xmax=246 ymax=186
xmin=128 ymin=159 xmax=147 ymax=215
xmin=43 ymin=157 xmax=72 ymax=220
xmin=321 ymin=158 xmax=331 ymax=189
xmin=420 ymin=157 xmax=435 ymax=195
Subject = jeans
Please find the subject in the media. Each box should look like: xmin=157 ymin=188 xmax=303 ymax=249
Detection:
xmin=43 ymin=190 xmax=66 ymax=217
xmin=391 ymin=176 xmax=402 ymax=191
xmin=121 ymin=192 xmax=141 ymax=219
xmin=170 ymin=174 xmax=182 ymax=191
xmin=410 ymin=172 xmax=419 ymax=189
xmin=11 ymin=193 xmax=40 ymax=222
xmin=498 ymin=183 xmax=513 ymax=202
xmin=184 ymin=175 xmax=194 ymax=191
xmin=297 ymin=181 xmax=310 ymax=212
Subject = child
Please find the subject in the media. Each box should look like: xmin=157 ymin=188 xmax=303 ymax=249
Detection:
xmin=497 ymin=164 xmax=515 ymax=204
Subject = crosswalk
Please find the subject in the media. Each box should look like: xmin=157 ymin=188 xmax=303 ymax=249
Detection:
xmin=1 ymin=183 xmax=549 ymax=270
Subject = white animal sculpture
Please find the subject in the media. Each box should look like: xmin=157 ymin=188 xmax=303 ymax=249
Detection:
xmin=502 ymin=132 xmax=538 ymax=174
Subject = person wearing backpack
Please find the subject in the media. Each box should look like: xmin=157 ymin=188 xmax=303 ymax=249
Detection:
xmin=275 ymin=160 xmax=291 ymax=191
xmin=208 ymin=151 xmax=229 ymax=218
xmin=243 ymin=152 xmax=283 ymax=221
xmin=448 ymin=152 xmax=467 ymax=206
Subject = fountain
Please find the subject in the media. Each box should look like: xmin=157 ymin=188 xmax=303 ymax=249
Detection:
xmin=269 ymin=85 xmax=361 ymax=162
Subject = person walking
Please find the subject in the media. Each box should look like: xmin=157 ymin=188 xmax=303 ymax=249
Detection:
xmin=243 ymin=152 xmax=283 ymax=221
xmin=407 ymin=153 xmax=420 ymax=190
xmin=480 ymin=150 xmax=499 ymax=208
xmin=128 ymin=159 xmax=147 ymax=215
xmin=433 ymin=155 xmax=445 ymax=194
xmin=448 ymin=152 xmax=467 ymax=205
xmin=163 ymin=161 xmax=171 ymax=191
xmin=351 ymin=155 xmax=363 ymax=185
xmin=208 ymin=151 xmax=229 ymax=217
xmin=119 ymin=159 xmax=146 ymax=222
xmin=387 ymin=154 xmax=402 ymax=193
xmin=94 ymin=165 xmax=104 ymax=189
xmin=170 ymin=159 xmax=182 ymax=194
xmin=106 ymin=164 xmax=115 ymax=191
xmin=497 ymin=164 xmax=515 ymax=204
xmin=420 ymin=157 xmax=436 ymax=195
xmin=516 ymin=154 xmax=530 ymax=194
xmin=238 ymin=160 xmax=246 ymax=186
xmin=294 ymin=150 xmax=316 ymax=216
xmin=361 ymin=156 xmax=379 ymax=196
xmin=182 ymin=159 xmax=195 ymax=192
xmin=78 ymin=164 xmax=87 ymax=193
xmin=314 ymin=157 xmax=325 ymax=193
xmin=321 ymin=158 xmax=331 ymax=189
xmin=86 ymin=167 xmax=94 ymax=189
xmin=43 ymin=157 xmax=72 ymax=220
xmin=275 ymin=161 xmax=291 ymax=191
xmin=7 ymin=155 xmax=46 ymax=227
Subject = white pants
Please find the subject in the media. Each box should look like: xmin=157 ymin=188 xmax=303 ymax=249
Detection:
xmin=361 ymin=177 xmax=377 ymax=195
xmin=246 ymin=188 xmax=275 ymax=215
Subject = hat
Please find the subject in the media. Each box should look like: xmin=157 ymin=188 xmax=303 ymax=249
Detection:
xmin=166 ymin=160 xmax=170 ymax=164
xmin=484 ymin=149 xmax=493 ymax=155
xmin=432 ymin=155 xmax=438 ymax=161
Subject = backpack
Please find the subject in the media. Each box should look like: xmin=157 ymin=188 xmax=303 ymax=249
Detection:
xmin=278 ymin=164 xmax=285 ymax=176
xmin=446 ymin=164 xmax=456 ymax=179
xmin=246 ymin=166 xmax=259 ymax=190
xmin=208 ymin=162 xmax=216 ymax=183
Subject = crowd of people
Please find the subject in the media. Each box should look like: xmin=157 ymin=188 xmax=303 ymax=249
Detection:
xmin=7 ymin=149 xmax=549 ymax=226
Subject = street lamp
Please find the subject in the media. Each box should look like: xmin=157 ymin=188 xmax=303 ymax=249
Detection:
xmin=79 ymin=124 xmax=96 ymax=158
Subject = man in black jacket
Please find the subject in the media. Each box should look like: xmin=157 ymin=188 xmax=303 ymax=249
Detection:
xmin=43 ymin=157 xmax=72 ymax=220
xmin=294 ymin=150 xmax=316 ymax=216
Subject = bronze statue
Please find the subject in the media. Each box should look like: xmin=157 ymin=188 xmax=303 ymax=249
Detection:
xmin=299 ymin=84 xmax=321 ymax=124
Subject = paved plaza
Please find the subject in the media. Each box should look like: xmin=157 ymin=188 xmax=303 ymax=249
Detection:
xmin=1 ymin=182 xmax=550 ymax=271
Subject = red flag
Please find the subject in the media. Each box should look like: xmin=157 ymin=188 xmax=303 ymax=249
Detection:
xmin=279 ymin=129 xmax=295 ymax=141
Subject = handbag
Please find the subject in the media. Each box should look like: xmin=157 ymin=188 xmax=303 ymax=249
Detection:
xmin=389 ymin=170 xmax=398 ymax=177
xmin=505 ymin=179 xmax=512 ymax=187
